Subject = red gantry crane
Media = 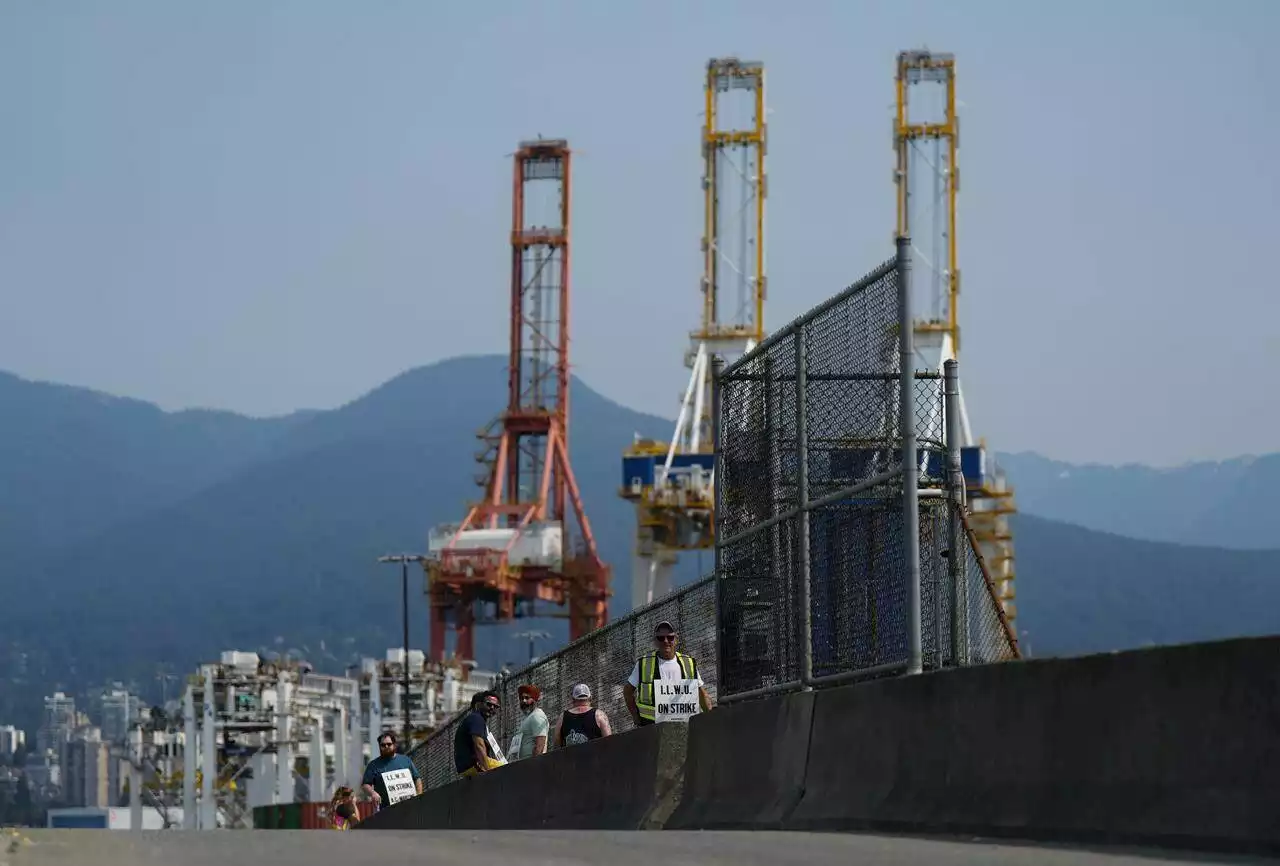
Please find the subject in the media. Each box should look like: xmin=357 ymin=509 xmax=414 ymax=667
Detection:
xmin=425 ymin=138 xmax=611 ymax=663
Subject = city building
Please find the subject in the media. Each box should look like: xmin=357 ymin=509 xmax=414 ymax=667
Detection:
xmin=0 ymin=724 xmax=24 ymax=757
xmin=355 ymin=649 xmax=499 ymax=743
xmin=37 ymin=692 xmax=76 ymax=759
xmin=99 ymin=687 xmax=145 ymax=746
xmin=62 ymin=726 xmax=110 ymax=808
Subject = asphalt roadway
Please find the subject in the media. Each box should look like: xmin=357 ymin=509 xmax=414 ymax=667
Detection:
xmin=3 ymin=829 xmax=1274 ymax=866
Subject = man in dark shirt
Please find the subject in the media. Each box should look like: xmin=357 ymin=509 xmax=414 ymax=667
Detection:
xmin=553 ymin=683 xmax=612 ymax=747
xmin=360 ymin=731 xmax=422 ymax=810
xmin=454 ymin=690 xmax=504 ymax=776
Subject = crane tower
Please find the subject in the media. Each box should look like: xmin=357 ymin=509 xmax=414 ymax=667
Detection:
xmin=426 ymin=139 xmax=610 ymax=662
xmin=894 ymin=49 xmax=1017 ymax=619
xmin=620 ymin=58 xmax=767 ymax=612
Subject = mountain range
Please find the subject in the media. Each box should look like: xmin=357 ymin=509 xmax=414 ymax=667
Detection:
xmin=993 ymin=450 xmax=1277 ymax=550
xmin=1 ymin=356 xmax=1276 ymax=731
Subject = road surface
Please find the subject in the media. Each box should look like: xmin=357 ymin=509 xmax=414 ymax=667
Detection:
xmin=2 ymin=829 xmax=1267 ymax=865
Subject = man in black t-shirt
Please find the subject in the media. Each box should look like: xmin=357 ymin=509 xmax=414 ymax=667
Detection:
xmin=553 ymin=683 xmax=613 ymax=748
xmin=454 ymin=690 xmax=503 ymax=776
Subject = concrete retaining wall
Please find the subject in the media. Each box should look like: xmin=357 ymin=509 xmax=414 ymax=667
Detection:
xmin=361 ymin=635 xmax=1280 ymax=855
xmin=786 ymin=634 xmax=1280 ymax=854
xmin=665 ymin=690 xmax=814 ymax=830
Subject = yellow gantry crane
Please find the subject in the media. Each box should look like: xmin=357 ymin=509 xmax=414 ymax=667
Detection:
xmin=894 ymin=49 xmax=1017 ymax=620
xmin=620 ymin=58 xmax=768 ymax=612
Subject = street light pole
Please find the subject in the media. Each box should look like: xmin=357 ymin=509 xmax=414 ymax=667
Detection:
xmin=377 ymin=553 xmax=427 ymax=750
xmin=513 ymin=630 xmax=551 ymax=665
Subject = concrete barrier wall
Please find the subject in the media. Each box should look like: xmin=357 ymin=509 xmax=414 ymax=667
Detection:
xmin=665 ymin=690 xmax=814 ymax=831
xmin=361 ymin=635 xmax=1280 ymax=855
xmin=358 ymin=718 xmax=687 ymax=831
xmin=787 ymin=634 xmax=1280 ymax=854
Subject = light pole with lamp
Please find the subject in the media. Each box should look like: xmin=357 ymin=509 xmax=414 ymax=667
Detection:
xmin=513 ymin=630 xmax=551 ymax=665
xmin=377 ymin=553 xmax=427 ymax=749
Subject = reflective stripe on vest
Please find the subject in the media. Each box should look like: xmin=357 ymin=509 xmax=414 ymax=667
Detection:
xmin=636 ymin=652 xmax=698 ymax=721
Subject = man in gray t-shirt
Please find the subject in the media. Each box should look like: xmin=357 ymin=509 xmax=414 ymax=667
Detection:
xmin=510 ymin=684 xmax=549 ymax=761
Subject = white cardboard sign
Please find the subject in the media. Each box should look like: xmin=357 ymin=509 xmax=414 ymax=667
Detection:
xmin=655 ymin=679 xmax=701 ymax=724
xmin=380 ymin=767 xmax=416 ymax=805
xmin=486 ymin=730 xmax=508 ymax=766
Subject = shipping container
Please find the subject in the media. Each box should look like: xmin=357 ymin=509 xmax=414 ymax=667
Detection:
xmin=46 ymin=807 xmax=182 ymax=830
xmin=251 ymin=799 xmax=381 ymax=829
xmin=278 ymin=803 xmax=301 ymax=829
xmin=298 ymin=801 xmax=329 ymax=830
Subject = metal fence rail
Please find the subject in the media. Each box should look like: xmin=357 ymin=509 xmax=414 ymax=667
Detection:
xmin=408 ymin=575 xmax=717 ymax=791
xmin=958 ymin=504 xmax=1021 ymax=664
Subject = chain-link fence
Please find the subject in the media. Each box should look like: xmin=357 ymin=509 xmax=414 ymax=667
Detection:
xmin=717 ymin=242 xmax=919 ymax=699
xmin=715 ymin=238 xmax=1017 ymax=703
xmin=408 ymin=575 xmax=717 ymax=791
xmin=957 ymin=503 xmax=1021 ymax=664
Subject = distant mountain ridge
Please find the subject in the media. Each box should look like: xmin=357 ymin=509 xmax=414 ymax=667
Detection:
xmin=0 ymin=357 xmax=1275 ymax=732
xmin=995 ymin=450 xmax=1278 ymax=550
xmin=0 ymin=370 xmax=315 ymax=563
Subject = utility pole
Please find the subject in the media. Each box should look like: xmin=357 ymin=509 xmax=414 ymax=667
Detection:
xmin=377 ymin=554 xmax=427 ymax=750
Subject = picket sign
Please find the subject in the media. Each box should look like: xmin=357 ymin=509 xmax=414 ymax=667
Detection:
xmin=655 ymin=679 xmax=701 ymax=724
xmin=380 ymin=768 xmax=416 ymax=805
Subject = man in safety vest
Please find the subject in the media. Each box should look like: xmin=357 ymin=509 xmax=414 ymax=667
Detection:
xmin=623 ymin=620 xmax=714 ymax=727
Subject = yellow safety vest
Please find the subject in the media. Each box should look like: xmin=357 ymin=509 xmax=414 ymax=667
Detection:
xmin=635 ymin=652 xmax=699 ymax=721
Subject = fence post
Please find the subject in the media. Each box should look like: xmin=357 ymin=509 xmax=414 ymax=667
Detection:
xmin=896 ymin=235 xmax=922 ymax=676
xmin=795 ymin=325 xmax=813 ymax=687
xmin=944 ymin=359 xmax=968 ymax=666
xmin=710 ymin=354 xmax=726 ymax=685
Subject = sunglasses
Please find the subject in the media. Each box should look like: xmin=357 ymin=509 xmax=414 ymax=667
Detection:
xmin=656 ymin=634 xmax=677 ymax=642
xmin=484 ymin=701 xmax=500 ymax=710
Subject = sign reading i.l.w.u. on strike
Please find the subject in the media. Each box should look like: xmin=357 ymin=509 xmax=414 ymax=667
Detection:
xmin=655 ymin=679 xmax=701 ymax=724
xmin=381 ymin=768 xmax=416 ymax=805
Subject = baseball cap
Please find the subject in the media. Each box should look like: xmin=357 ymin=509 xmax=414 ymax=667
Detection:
xmin=571 ymin=683 xmax=591 ymax=700
xmin=654 ymin=620 xmax=675 ymax=634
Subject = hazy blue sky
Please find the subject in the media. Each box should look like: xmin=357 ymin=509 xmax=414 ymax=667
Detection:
xmin=1 ymin=0 xmax=1275 ymax=467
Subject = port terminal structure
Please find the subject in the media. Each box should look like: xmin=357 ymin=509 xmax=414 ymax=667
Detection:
xmin=122 ymin=650 xmax=496 ymax=829
xmin=426 ymin=139 xmax=610 ymax=663
xmin=895 ymin=49 xmax=1017 ymax=619
xmin=620 ymin=58 xmax=768 ymax=613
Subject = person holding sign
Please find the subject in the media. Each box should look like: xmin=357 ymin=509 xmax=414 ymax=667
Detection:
xmin=508 ymin=684 xmax=548 ymax=762
xmin=623 ymin=620 xmax=714 ymax=727
xmin=360 ymin=731 xmax=422 ymax=811
xmin=454 ymin=690 xmax=507 ymax=777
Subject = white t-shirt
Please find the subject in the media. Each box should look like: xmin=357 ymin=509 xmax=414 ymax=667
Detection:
xmin=627 ymin=656 xmax=704 ymax=690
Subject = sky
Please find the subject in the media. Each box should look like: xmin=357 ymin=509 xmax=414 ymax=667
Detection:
xmin=0 ymin=0 xmax=1276 ymax=467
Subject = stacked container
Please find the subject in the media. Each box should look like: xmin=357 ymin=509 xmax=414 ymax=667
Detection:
xmin=252 ymin=800 xmax=380 ymax=829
